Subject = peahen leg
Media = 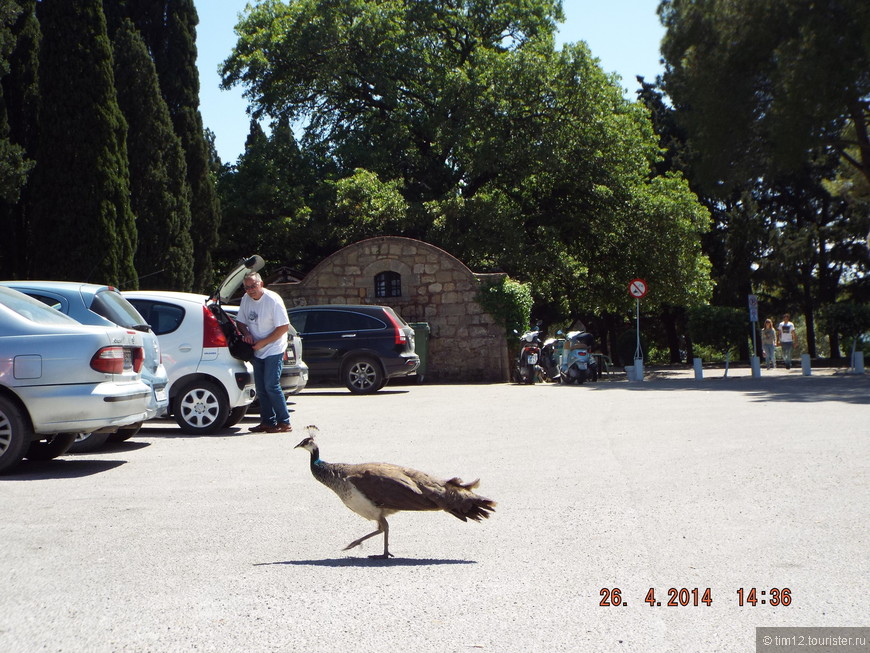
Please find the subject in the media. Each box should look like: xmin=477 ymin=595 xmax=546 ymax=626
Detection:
xmin=343 ymin=517 xmax=393 ymax=558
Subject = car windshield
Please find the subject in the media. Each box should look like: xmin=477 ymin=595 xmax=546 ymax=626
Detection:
xmin=0 ymin=286 xmax=80 ymax=326
xmin=92 ymin=289 xmax=149 ymax=328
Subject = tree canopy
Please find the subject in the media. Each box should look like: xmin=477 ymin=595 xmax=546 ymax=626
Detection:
xmin=221 ymin=0 xmax=712 ymax=319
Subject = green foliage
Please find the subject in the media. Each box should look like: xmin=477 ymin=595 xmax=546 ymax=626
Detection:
xmin=221 ymin=0 xmax=713 ymax=317
xmin=819 ymin=303 xmax=870 ymax=341
xmin=660 ymin=0 xmax=870 ymax=193
xmin=687 ymin=305 xmax=749 ymax=355
xmin=29 ymin=0 xmax=136 ymax=286
xmin=112 ymin=19 xmax=194 ymax=290
xmin=475 ymin=276 xmax=533 ymax=338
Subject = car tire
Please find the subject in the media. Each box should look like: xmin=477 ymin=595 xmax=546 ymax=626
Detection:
xmin=173 ymin=380 xmax=230 ymax=434
xmin=0 ymin=396 xmax=31 ymax=474
xmin=68 ymin=430 xmax=112 ymax=453
xmin=224 ymin=405 xmax=249 ymax=428
xmin=343 ymin=357 xmax=384 ymax=394
xmin=108 ymin=421 xmax=143 ymax=443
xmin=26 ymin=433 xmax=76 ymax=461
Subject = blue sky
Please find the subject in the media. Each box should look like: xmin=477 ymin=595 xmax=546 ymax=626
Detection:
xmin=196 ymin=1 xmax=665 ymax=164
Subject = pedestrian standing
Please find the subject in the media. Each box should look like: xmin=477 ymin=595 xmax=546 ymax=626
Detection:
xmin=235 ymin=272 xmax=292 ymax=433
xmin=777 ymin=313 xmax=797 ymax=370
xmin=761 ymin=318 xmax=777 ymax=370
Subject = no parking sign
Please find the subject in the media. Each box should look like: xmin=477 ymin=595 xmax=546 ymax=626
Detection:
xmin=629 ymin=279 xmax=648 ymax=299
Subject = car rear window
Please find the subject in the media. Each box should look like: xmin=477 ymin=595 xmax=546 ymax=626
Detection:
xmin=91 ymin=290 xmax=150 ymax=329
xmin=126 ymin=299 xmax=185 ymax=335
xmin=0 ymin=287 xmax=79 ymax=326
xmin=295 ymin=310 xmax=386 ymax=334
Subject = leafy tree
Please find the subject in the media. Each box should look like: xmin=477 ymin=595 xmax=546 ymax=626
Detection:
xmin=687 ymin=305 xmax=748 ymax=358
xmin=112 ymin=18 xmax=194 ymax=290
xmin=0 ymin=0 xmax=38 ymax=278
xmin=159 ymin=0 xmax=221 ymax=291
xmin=659 ymin=0 xmax=870 ymax=194
xmin=223 ymin=0 xmax=712 ymax=320
xmin=215 ymin=117 xmax=313 ymax=271
xmin=111 ymin=0 xmax=221 ymax=290
xmin=29 ymin=0 xmax=136 ymax=286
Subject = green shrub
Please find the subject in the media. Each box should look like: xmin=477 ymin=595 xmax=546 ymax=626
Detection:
xmin=476 ymin=276 xmax=533 ymax=338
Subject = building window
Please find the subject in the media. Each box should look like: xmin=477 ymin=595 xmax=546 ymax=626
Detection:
xmin=374 ymin=271 xmax=402 ymax=298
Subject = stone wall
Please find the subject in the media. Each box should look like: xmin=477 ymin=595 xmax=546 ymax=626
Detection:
xmin=270 ymin=237 xmax=509 ymax=382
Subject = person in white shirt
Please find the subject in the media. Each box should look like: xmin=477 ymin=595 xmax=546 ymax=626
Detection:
xmin=235 ymin=272 xmax=291 ymax=433
xmin=777 ymin=313 xmax=797 ymax=370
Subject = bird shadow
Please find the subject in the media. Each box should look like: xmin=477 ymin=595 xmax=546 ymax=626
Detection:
xmin=254 ymin=557 xmax=476 ymax=568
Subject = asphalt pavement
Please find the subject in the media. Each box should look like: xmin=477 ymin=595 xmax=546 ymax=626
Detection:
xmin=1 ymin=371 xmax=868 ymax=652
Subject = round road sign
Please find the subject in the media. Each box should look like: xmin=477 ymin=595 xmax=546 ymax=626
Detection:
xmin=629 ymin=279 xmax=648 ymax=299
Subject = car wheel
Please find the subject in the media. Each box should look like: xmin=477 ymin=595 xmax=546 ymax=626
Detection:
xmin=343 ymin=357 xmax=384 ymax=394
xmin=224 ymin=405 xmax=249 ymax=428
xmin=67 ymin=430 xmax=112 ymax=453
xmin=108 ymin=421 xmax=143 ymax=443
xmin=0 ymin=396 xmax=31 ymax=474
xmin=26 ymin=433 xmax=76 ymax=461
xmin=173 ymin=380 xmax=230 ymax=434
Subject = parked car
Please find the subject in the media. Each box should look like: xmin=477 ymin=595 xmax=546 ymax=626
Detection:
xmin=287 ymin=304 xmax=420 ymax=393
xmin=223 ymin=305 xmax=308 ymax=397
xmin=122 ymin=257 xmax=265 ymax=434
xmin=0 ymin=286 xmax=151 ymax=474
xmin=0 ymin=280 xmax=169 ymax=451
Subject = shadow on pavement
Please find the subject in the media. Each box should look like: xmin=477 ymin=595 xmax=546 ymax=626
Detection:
xmin=586 ymin=374 xmax=870 ymax=404
xmin=0 ymin=458 xmax=127 ymax=480
xmin=254 ymin=557 xmax=476 ymax=568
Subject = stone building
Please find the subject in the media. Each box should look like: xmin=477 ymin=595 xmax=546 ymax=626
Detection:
xmin=270 ymin=236 xmax=509 ymax=382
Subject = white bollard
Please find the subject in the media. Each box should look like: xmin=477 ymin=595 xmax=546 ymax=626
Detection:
xmin=693 ymin=357 xmax=703 ymax=380
xmin=801 ymin=353 xmax=812 ymax=376
xmin=633 ymin=358 xmax=644 ymax=382
xmin=853 ymin=351 xmax=865 ymax=374
xmin=750 ymin=356 xmax=761 ymax=378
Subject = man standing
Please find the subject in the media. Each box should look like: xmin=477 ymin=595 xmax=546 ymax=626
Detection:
xmin=236 ymin=272 xmax=291 ymax=432
xmin=777 ymin=313 xmax=797 ymax=370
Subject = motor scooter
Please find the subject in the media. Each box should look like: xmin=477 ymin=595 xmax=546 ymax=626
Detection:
xmin=559 ymin=330 xmax=598 ymax=384
xmin=539 ymin=336 xmax=563 ymax=382
xmin=514 ymin=327 xmax=543 ymax=384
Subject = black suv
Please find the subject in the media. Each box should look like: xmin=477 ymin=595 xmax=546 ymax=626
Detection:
xmin=288 ymin=305 xmax=420 ymax=393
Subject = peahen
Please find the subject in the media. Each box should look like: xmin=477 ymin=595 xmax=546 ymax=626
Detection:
xmin=295 ymin=425 xmax=496 ymax=558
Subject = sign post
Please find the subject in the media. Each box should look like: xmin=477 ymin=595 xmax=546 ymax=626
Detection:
xmin=629 ymin=279 xmax=648 ymax=381
xmin=748 ymin=294 xmax=761 ymax=378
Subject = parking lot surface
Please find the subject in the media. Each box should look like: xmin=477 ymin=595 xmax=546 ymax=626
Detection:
xmin=2 ymin=374 xmax=868 ymax=652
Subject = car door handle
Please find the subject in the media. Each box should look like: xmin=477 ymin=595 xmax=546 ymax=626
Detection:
xmin=178 ymin=344 xmax=192 ymax=352
xmin=341 ymin=334 xmax=356 ymax=338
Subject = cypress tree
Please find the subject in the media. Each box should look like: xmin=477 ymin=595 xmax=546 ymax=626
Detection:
xmin=105 ymin=0 xmax=220 ymax=291
xmin=29 ymin=0 xmax=136 ymax=286
xmin=0 ymin=0 xmax=38 ymax=278
xmin=112 ymin=18 xmax=194 ymax=290
xmin=162 ymin=0 xmax=220 ymax=292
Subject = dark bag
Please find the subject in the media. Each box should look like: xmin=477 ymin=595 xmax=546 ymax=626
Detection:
xmin=227 ymin=330 xmax=255 ymax=362
xmin=209 ymin=303 xmax=254 ymax=361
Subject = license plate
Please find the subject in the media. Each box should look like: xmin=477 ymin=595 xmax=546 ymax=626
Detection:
xmin=155 ymin=387 xmax=168 ymax=402
xmin=527 ymin=353 xmax=538 ymax=365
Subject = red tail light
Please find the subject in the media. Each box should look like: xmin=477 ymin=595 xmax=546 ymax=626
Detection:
xmin=131 ymin=346 xmax=144 ymax=373
xmin=202 ymin=306 xmax=228 ymax=348
xmin=91 ymin=346 xmax=125 ymax=374
xmin=384 ymin=311 xmax=407 ymax=346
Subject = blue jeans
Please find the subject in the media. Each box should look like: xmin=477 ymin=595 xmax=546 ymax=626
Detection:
xmin=763 ymin=343 xmax=776 ymax=368
xmin=251 ymin=353 xmax=289 ymax=426
xmin=781 ymin=342 xmax=794 ymax=368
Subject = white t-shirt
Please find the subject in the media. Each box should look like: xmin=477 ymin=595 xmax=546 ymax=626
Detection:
xmin=778 ymin=321 xmax=795 ymax=344
xmin=237 ymin=288 xmax=289 ymax=359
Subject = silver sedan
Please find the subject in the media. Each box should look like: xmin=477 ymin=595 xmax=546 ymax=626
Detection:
xmin=0 ymin=286 xmax=151 ymax=474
